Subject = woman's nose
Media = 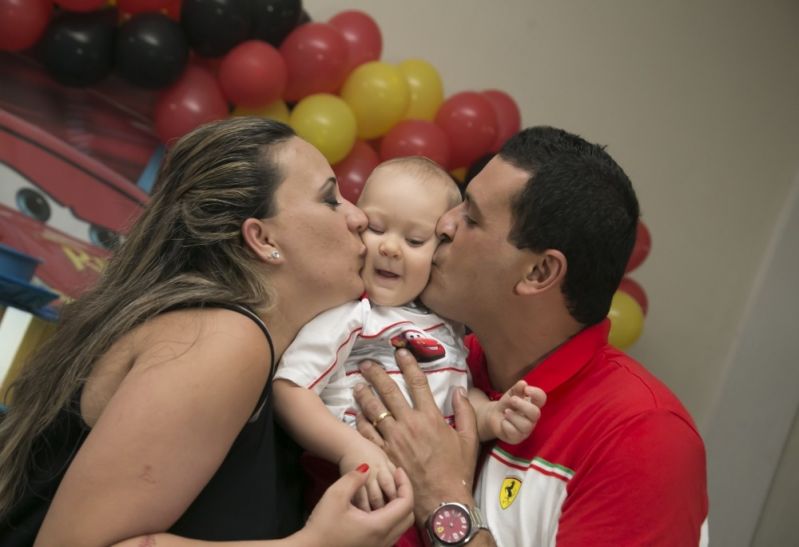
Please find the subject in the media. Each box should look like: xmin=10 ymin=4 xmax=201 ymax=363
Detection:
xmin=345 ymin=202 xmax=368 ymax=233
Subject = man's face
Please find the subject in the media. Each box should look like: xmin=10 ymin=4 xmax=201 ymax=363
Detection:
xmin=421 ymin=156 xmax=531 ymax=325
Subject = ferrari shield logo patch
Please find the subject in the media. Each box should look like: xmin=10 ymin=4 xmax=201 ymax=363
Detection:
xmin=500 ymin=477 xmax=522 ymax=509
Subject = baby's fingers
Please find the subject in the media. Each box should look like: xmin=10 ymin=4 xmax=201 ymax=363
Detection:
xmin=509 ymin=395 xmax=542 ymax=423
xmin=353 ymin=485 xmax=370 ymax=512
xmin=367 ymin=474 xmax=386 ymax=510
xmin=377 ymin=467 xmax=398 ymax=501
xmin=524 ymin=385 xmax=547 ymax=407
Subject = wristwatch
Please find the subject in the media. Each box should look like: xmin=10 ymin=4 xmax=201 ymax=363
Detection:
xmin=425 ymin=502 xmax=490 ymax=546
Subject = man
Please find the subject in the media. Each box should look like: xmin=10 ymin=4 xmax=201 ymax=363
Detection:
xmin=354 ymin=127 xmax=708 ymax=546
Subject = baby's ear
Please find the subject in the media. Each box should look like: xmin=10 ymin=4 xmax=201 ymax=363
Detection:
xmin=514 ymin=250 xmax=566 ymax=296
xmin=242 ymin=218 xmax=283 ymax=264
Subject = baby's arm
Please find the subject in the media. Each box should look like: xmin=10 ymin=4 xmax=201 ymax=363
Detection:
xmin=470 ymin=380 xmax=547 ymax=444
xmin=273 ymin=379 xmax=398 ymax=511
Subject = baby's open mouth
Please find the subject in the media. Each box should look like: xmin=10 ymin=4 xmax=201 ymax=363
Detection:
xmin=376 ymin=269 xmax=399 ymax=279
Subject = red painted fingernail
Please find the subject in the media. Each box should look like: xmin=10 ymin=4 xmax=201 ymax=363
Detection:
xmin=356 ymin=463 xmax=369 ymax=473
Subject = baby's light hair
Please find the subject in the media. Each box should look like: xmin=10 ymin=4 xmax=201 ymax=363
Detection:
xmin=363 ymin=156 xmax=462 ymax=209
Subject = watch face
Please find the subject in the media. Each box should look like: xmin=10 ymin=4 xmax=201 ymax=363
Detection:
xmin=432 ymin=504 xmax=471 ymax=544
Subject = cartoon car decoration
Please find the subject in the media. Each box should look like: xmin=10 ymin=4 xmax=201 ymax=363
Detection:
xmin=0 ymin=108 xmax=150 ymax=311
xmin=390 ymin=329 xmax=446 ymax=363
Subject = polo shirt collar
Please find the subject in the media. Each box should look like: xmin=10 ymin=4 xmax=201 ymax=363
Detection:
xmin=523 ymin=319 xmax=610 ymax=394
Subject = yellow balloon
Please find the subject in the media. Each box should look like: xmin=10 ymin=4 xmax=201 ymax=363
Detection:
xmin=607 ymin=291 xmax=644 ymax=349
xmin=399 ymin=58 xmax=444 ymax=121
xmin=232 ymin=100 xmax=290 ymax=124
xmin=340 ymin=61 xmax=410 ymax=140
xmin=289 ymin=94 xmax=357 ymax=165
xmin=450 ymin=167 xmax=467 ymax=183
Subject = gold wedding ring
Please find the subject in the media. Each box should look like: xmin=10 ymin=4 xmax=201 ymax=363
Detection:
xmin=371 ymin=410 xmax=393 ymax=428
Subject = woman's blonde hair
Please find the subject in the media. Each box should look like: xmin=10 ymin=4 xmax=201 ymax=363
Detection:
xmin=0 ymin=116 xmax=296 ymax=516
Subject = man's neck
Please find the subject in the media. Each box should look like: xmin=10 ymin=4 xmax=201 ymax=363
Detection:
xmin=474 ymin=311 xmax=582 ymax=392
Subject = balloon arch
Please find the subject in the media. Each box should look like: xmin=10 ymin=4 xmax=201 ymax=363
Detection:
xmin=0 ymin=0 xmax=651 ymax=347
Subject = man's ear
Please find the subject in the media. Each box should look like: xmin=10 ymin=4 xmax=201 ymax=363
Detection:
xmin=515 ymin=249 xmax=567 ymax=296
xmin=242 ymin=218 xmax=283 ymax=264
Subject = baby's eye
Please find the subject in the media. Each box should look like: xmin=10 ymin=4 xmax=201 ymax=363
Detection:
xmin=406 ymin=238 xmax=426 ymax=247
xmin=367 ymin=225 xmax=384 ymax=234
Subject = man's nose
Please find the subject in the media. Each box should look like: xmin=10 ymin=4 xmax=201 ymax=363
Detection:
xmin=435 ymin=206 xmax=458 ymax=243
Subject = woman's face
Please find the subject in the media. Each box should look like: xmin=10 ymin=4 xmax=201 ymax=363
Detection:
xmin=270 ymin=137 xmax=367 ymax=312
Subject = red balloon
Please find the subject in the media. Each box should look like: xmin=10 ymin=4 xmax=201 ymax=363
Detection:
xmin=0 ymin=0 xmax=52 ymax=52
xmin=333 ymin=140 xmax=380 ymax=204
xmin=219 ymin=40 xmax=286 ymax=108
xmin=279 ymin=23 xmax=349 ymax=102
xmin=328 ymin=10 xmax=382 ymax=74
xmin=435 ymin=92 xmax=498 ymax=169
xmin=626 ymin=220 xmax=652 ymax=273
xmin=380 ymin=119 xmax=450 ymax=169
xmin=54 ymin=0 xmax=105 ymax=11
xmin=154 ymin=65 xmax=229 ymax=144
xmin=618 ymin=277 xmax=648 ymax=315
xmin=117 ymin=0 xmax=169 ymax=14
xmin=164 ymin=0 xmax=181 ymax=20
xmin=482 ymin=89 xmax=521 ymax=152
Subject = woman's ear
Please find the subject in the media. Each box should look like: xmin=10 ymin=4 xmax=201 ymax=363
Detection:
xmin=242 ymin=218 xmax=283 ymax=264
xmin=515 ymin=249 xmax=567 ymax=296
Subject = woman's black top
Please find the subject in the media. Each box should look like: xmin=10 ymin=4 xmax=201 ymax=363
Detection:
xmin=1 ymin=303 xmax=304 ymax=545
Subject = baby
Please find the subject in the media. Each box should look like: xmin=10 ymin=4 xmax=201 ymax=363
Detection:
xmin=274 ymin=157 xmax=544 ymax=515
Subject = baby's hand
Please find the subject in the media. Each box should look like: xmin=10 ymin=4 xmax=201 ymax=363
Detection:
xmin=488 ymin=380 xmax=546 ymax=444
xmin=339 ymin=439 xmax=397 ymax=511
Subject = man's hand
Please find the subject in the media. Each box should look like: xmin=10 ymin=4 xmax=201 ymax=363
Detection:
xmin=353 ymin=348 xmax=480 ymax=524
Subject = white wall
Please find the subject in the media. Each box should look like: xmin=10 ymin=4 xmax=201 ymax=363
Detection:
xmin=307 ymin=0 xmax=799 ymax=425
xmin=306 ymin=0 xmax=799 ymax=537
xmin=704 ymin=176 xmax=799 ymax=546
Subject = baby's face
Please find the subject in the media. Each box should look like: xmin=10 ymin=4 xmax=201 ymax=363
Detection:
xmin=358 ymin=168 xmax=452 ymax=307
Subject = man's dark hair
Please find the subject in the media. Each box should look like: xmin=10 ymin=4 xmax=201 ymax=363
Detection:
xmin=499 ymin=126 xmax=640 ymax=325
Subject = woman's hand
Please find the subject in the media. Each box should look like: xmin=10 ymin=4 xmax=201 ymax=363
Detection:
xmin=299 ymin=465 xmax=415 ymax=547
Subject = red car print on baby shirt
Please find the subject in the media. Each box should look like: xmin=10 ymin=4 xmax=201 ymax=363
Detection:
xmin=390 ymin=329 xmax=446 ymax=363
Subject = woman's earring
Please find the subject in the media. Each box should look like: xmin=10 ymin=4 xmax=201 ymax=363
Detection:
xmin=270 ymin=250 xmax=281 ymax=260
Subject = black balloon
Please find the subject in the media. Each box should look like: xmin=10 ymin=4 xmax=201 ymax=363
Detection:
xmin=116 ymin=13 xmax=189 ymax=89
xmin=250 ymin=0 xmax=302 ymax=46
xmin=38 ymin=9 xmax=116 ymax=87
xmin=297 ymin=8 xmax=311 ymax=26
xmin=181 ymin=0 xmax=251 ymax=57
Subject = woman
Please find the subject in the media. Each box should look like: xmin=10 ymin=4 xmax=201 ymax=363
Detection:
xmin=0 ymin=117 xmax=414 ymax=546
